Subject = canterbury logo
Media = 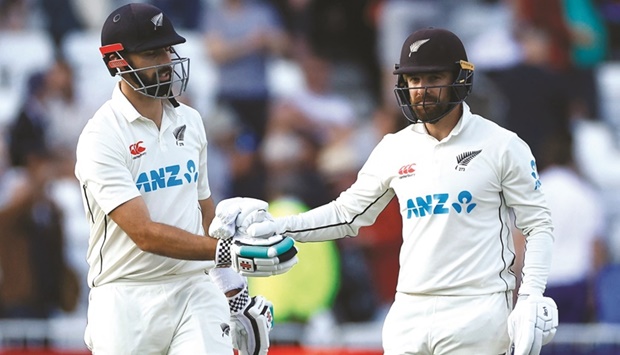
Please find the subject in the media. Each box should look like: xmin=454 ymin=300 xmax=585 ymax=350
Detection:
xmin=409 ymin=39 xmax=430 ymax=56
xmin=398 ymin=163 xmax=416 ymax=176
xmin=455 ymin=150 xmax=481 ymax=171
xmin=129 ymin=141 xmax=146 ymax=157
xmin=151 ymin=13 xmax=163 ymax=29
xmin=173 ymin=125 xmax=186 ymax=146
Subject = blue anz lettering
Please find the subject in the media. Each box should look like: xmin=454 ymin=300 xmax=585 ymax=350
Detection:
xmin=136 ymin=172 xmax=151 ymax=192
xmin=433 ymin=193 xmax=449 ymax=214
xmin=150 ymin=167 xmax=166 ymax=191
xmin=136 ymin=160 xmax=198 ymax=192
xmin=406 ymin=191 xmax=476 ymax=219
xmin=166 ymin=165 xmax=183 ymax=187
xmin=406 ymin=199 xmax=419 ymax=218
xmin=416 ymin=195 xmax=433 ymax=217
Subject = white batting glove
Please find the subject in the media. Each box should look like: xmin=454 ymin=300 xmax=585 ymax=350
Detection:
xmin=508 ymin=294 xmax=558 ymax=355
xmin=227 ymin=285 xmax=273 ymax=355
xmin=209 ymin=197 xmax=276 ymax=239
xmin=214 ymin=235 xmax=298 ymax=277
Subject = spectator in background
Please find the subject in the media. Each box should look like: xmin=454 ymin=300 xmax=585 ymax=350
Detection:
xmin=0 ymin=74 xmax=79 ymax=319
xmin=203 ymin=0 xmax=290 ymax=199
xmin=571 ymin=104 xmax=620 ymax=265
xmin=514 ymin=132 xmax=607 ymax=323
xmin=488 ymin=25 xmax=571 ymax=164
xmin=512 ymin=0 xmax=573 ymax=73
xmin=595 ymin=0 xmax=620 ymax=60
xmin=38 ymin=0 xmax=84 ymax=49
xmin=375 ymin=0 xmax=447 ymax=108
xmin=268 ymin=50 xmax=357 ymax=147
xmin=301 ymin=0 xmax=381 ymax=106
xmin=0 ymin=0 xmax=31 ymax=31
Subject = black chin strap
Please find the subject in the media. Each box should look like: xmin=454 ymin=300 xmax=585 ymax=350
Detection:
xmin=168 ymin=98 xmax=180 ymax=107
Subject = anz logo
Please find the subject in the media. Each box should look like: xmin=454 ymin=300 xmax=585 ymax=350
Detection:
xmin=406 ymin=190 xmax=477 ymax=219
xmin=136 ymin=160 xmax=199 ymax=192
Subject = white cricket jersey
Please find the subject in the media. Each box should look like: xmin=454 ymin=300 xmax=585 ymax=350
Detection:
xmin=278 ymin=103 xmax=554 ymax=296
xmin=75 ymin=84 xmax=214 ymax=287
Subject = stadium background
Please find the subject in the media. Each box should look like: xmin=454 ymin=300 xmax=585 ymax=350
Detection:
xmin=1 ymin=0 xmax=620 ymax=354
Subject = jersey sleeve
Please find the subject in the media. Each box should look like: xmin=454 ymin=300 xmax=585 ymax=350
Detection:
xmin=75 ymin=123 xmax=141 ymax=215
xmin=276 ymin=139 xmax=395 ymax=242
xmin=501 ymin=135 xmax=554 ymax=295
xmin=196 ymin=114 xmax=211 ymax=201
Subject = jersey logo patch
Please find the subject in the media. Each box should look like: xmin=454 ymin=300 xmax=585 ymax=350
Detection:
xmin=398 ymin=163 xmax=416 ymax=178
xmin=129 ymin=141 xmax=146 ymax=158
xmin=455 ymin=150 xmax=481 ymax=171
xmin=173 ymin=125 xmax=186 ymax=146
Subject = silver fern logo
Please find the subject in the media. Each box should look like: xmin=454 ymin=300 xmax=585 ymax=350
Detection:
xmin=151 ymin=13 xmax=163 ymax=29
xmin=455 ymin=150 xmax=482 ymax=171
xmin=409 ymin=39 xmax=430 ymax=56
xmin=173 ymin=125 xmax=186 ymax=146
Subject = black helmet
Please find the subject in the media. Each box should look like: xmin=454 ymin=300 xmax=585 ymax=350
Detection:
xmin=393 ymin=28 xmax=474 ymax=124
xmin=99 ymin=3 xmax=189 ymax=101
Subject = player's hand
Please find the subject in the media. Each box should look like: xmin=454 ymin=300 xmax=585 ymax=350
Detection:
xmin=215 ymin=234 xmax=298 ymax=276
xmin=227 ymin=285 xmax=273 ymax=355
xmin=508 ymin=294 xmax=558 ymax=355
xmin=209 ymin=197 xmax=276 ymax=240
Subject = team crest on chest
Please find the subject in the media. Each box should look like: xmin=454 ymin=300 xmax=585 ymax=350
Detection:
xmin=455 ymin=150 xmax=481 ymax=171
xmin=173 ymin=125 xmax=186 ymax=146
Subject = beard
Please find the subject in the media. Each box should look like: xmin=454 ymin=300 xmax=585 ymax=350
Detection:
xmin=412 ymin=99 xmax=450 ymax=123
xmin=135 ymin=67 xmax=173 ymax=97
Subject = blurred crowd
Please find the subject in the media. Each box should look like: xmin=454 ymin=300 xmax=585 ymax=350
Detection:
xmin=1 ymin=0 xmax=620 ymax=346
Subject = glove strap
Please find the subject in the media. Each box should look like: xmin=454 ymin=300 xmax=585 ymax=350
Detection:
xmin=228 ymin=285 xmax=250 ymax=314
xmin=215 ymin=238 xmax=233 ymax=268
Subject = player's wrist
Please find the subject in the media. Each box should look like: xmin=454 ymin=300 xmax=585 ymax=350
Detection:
xmin=214 ymin=238 xmax=233 ymax=268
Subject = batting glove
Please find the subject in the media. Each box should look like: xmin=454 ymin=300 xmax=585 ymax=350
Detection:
xmin=508 ymin=294 xmax=558 ymax=355
xmin=209 ymin=197 xmax=276 ymax=239
xmin=215 ymin=235 xmax=298 ymax=276
xmin=232 ymin=235 xmax=298 ymax=277
xmin=227 ymin=285 xmax=274 ymax=355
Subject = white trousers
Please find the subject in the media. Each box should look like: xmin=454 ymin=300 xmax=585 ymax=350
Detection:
xmin=84 ymin=271 xmax=233 ymax=355
xmin=382 ymin=291 xmax=512 ymax=355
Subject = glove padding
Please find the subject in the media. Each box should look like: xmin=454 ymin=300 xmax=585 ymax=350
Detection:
xmin=215 ymin=234 xmax=298 ymax=276
xmin=232 ymin=235 xmax=298 ymax=277
xmin=209 ymin=198 xmax=277 ymax=239
xmin=508 ymin=295 xmax=558 ymax=355
xmin=228 ymin=286 xmax=273 ymax=355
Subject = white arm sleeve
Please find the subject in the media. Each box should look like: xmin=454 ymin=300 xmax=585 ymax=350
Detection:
xmin=275 ymin=170 xmax=395 ymax=242
xmin=519 ymin=232 xmax=554 ymax=295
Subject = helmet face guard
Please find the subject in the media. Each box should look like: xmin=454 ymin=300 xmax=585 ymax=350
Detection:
xmin=100 ymin=44 xmax=189 ymax=99
xmin=394 ymin=60 xmax=474 ymax=124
